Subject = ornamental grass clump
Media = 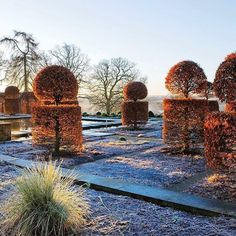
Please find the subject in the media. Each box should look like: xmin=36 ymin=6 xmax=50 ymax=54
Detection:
xmin=1 ymin=162 xmax=89 ymax=236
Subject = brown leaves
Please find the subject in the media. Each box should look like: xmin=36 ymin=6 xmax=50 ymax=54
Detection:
xmin=214 ymin=56 xmax=236 ymax=103
xmin=204 ymin=112 xmax=236 ymax=171
xmin=121 ymin=101 xmax=148 ymax=128
xmin=165 ymin=61 xmax=207 ymax=98
xmin=163 ymin=98 xmax=219 ymax=152
xmin=33 ymin=65 xmax=78 ymax=104
xmin=123 ymin=81 xmax=147 ymax=101
xmin=32 ymin=104 xmax=83 ymax=152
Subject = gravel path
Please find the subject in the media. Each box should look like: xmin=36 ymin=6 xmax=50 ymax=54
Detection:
xmin=0 ymin=162 xmax=235 ymax=236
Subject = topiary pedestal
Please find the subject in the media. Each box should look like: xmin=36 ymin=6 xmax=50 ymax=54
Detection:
xmin=121 ymin=101 xmax=148 ymax=128
xmin=163 ymin=98 xmax=219 ymax=152
xmin=204 ymin=112 xmax=236 ymax=171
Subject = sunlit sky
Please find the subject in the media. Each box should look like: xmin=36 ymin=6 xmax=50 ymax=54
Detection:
xmin=0 ymin=0 xmax=236 ymax=95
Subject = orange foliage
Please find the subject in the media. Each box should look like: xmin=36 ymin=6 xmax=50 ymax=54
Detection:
xmin=122 ymin=81 xmax=148 ymax=129
xmin=205 ymin=112 xmax=236 ymax=171
xmin=165 ymin=61 xmax=207 ymax=98
xmin=214 ymin=56 xmax=236 ymax=103
xmin=121 ymin=101 xmax=148 ymax=128
xmin=224 ymin=102 xmax=236 ymax=113
xmin=205 ymin=53 xmax=236 ymax=170
xmin=225 ymin=52 xmax=236 ymax=60
xmin=163 ymin=98 xmax=219 ymax=151
xmin=33 ymin=65 xmax=78 ymax=104
xmin=123 ymin=81 xmax=147 ymax=101
xmin=32 ymin=104 xmax=82 ymax=152
xmin=32 ymin=65 xmax=82 ymax=155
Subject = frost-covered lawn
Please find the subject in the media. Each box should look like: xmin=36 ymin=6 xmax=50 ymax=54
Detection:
xmin=0 ymin=119 xmax=235 ymax=203
xmin=0 ymin=161 xmax=235 ymax=236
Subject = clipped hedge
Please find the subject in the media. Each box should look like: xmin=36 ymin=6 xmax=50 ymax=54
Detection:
xmin=224 ymin=102 xmax=236 ymax=112
xmin=163 ymin=98 xmax=219 ymax=151
xmin=5 ymin=99 xmax=20 ymax=115
xmin=20 ymin=92 xmax=37 ymax=114
xmin=121 ymin=101 xmax=148 ymax=128
xmin=32 ymin=104 xmax=82 ymax=152
xmin=204 ymin=112 xmax=236 ymax=171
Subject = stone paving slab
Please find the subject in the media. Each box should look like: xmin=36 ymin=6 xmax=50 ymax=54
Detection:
xmin=0 ymin=152 xmax=235 ymax=218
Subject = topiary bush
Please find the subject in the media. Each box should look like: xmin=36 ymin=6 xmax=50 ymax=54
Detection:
xmin=163 ymin=98 xmax=219 ymax=151
xmin=121 ymin=81 xmax=148 ymax=129
xmin=123 ymin=81 xmax=148 ymax=101
xmin=1 ymin=162 xmax=89 ymax=236
xmin=4 ymin=86 xmax=20 ymax=115
xmin=205 ymin=53 xmax=236 ymax=170
xmin=20 ymin=91 xmax=37 ymax=114
xmin=163 ymin=60 xmax=218 ymax=152
xmin=33 ymin=65 xmax=78 ymax=104
xmin=165 ymin=60 xmax=207 ymax=98
xmin=214 ymin=54 xmax=236 ymax=105
xmin=205 ymin=112 xmax=236 ymax=171
xmin=96 ymin=111 xmax=101 ymax=116
xmin=32 ymin=65 xmax=82 ymax=156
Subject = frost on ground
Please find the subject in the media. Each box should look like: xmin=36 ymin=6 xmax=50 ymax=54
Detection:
xmin=185 ymin=173 xmax=236 ymax=203
xmin=75 ymin=145 xmax=206 ymax=188
xmin=0 ymin=163 xmax=235 ymax=236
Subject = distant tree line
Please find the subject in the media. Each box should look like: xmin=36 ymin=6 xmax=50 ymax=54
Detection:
xmin=0 ymin=30 xmax=147 ymax=115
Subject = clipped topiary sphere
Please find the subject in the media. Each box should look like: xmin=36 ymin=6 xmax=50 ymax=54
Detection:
xmin=225 ymin=52 xmax=236 ymax=60
xmin=33 ymin=65 xmax=78 ymax=104
xmin=165 ymin=60 xmax=207 ymax=98
xmin=123 ymin=81 xmax=147 ymax=101
xmin=5 ymin=86 xmax=20 ymax=99
xmin=214 ymin=55 xmax=236 ymax=103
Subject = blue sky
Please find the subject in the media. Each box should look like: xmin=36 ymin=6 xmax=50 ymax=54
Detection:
xmin=0 ymin=0 xmax=236 ymax=95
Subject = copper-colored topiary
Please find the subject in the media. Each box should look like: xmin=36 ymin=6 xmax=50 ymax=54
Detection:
xmin=224 ymin=102 xmax=236 ymax=113
xmin=123 ymin=81 xmax=148 ymax=101
xmin=163 ymin=61 xmax=215 ymax=152
xmin=5 ymin=86 xmax=20 ymax=99
xmin=32 ymin=66 xmax=82 ymax=156
xmin=32 ymin=104 xmax=82 ymax=152
xmin=205 ymin=112 xmax=236 ymax=171
xmin=205 ymin=53 xmax=236 ymax=170
xmin=20 ymin=92 xmax=37 ymax=114
xmin=33 ymin=65 xmax=78 ymax=104
xmin=4 ymin=86 xmax=20 ymax=115
xmin=214 ymin=56 xmax=236 ymax=104
xmin=121 ymin=101 xmax=148 ymax=128
xmin=165 ymin=61 xmax=207 ymax=98
xmin=225 ymin=52 xmax=236 ymax=60
xmin=121 ymin=81 xmax=148 ymax=129
xmin=163 ymin=98 xmax=219 ymax=151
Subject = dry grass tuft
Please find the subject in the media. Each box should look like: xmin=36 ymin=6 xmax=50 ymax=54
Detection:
xmin=0 ymin=162 xmax=89 ymax=236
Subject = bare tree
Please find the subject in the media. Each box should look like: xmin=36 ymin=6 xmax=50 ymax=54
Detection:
xmin=48 ymin=43 xmax=89 ymax=85
xmin=0 ymin=31 xmax=40 ymax=91
xmin=87 ymin=57 xmax=147 ymax=115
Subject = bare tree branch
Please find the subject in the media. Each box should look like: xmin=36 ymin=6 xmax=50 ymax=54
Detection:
xmin=0 ymin=31 xmax=40 ymax=92
xmin=87 ymin=57 xmax=147 ymax=115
